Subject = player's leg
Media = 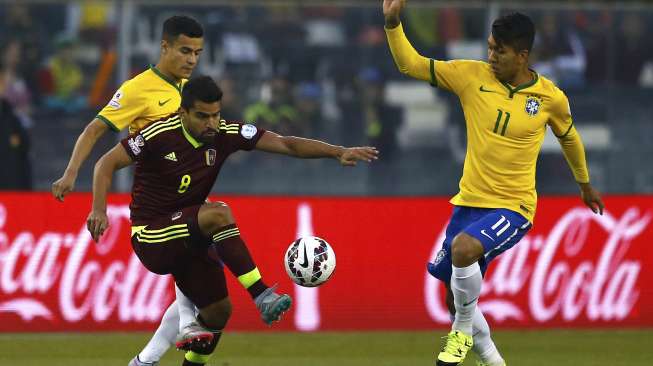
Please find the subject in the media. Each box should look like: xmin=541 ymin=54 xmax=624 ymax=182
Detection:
xmin=427 ymin=206 xmax=481 ymax=365
xmin=197 ymin=201 xmax=291 ymax=325
xmin=438 ymin=208 xmax=530 ymax=365
xmin=174 ymin=284 xmax=214 ymax=351
xmin=174 ymin=246 xmax=232 ymax=366
xmin=444 ymin=285 xmax=505 ymax=366
xmin=470 ymin=309 xmax=505 ymax=366
xmin=129 ymin=206 xmax=216 ymax=364
xmin=128 ymin=301 xmax=179 ymax=366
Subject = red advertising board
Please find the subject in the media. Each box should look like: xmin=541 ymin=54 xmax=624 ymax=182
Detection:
xmin=0 ymin=193 xmax=651 ymax=331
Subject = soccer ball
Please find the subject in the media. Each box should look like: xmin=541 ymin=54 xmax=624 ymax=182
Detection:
xmin=284 ymin=236 xmax=336 ymax=287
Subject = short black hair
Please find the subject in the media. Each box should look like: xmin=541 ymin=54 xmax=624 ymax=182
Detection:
xmin=162 ymin=15 xmax=204 ymax=43
xmin=181 ymin=76 xmax=223 ymax=110
xmin=492 ymin=12 xmax=535 ymax=53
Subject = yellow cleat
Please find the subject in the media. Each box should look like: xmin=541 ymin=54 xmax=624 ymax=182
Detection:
xmin=436 ymin=330 xmax=473 ymax=365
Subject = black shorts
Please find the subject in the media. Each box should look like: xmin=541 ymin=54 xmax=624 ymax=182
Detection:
xmin=131 ymin=204 xmax=227 ymax=308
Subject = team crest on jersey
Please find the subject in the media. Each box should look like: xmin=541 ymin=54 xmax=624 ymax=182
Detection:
xmin=128 ymin=134 xmax=145 ymax=155
xmin=240 ymin=124 xmax=257 ymax=140
xmin=205 ymin=149 xmax=217 ymax=166
xmin=108 ymin=90 xmax=123 ymax=109
xmin=525 ymin=96 xmax=542 ymax=117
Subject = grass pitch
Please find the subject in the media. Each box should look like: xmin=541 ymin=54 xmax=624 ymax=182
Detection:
xmin=0 ymin=330 xmax=650 ymax=366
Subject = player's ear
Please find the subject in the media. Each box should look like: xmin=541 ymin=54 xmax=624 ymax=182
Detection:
xmin=161 ymin=39 xmax=169 ymax=55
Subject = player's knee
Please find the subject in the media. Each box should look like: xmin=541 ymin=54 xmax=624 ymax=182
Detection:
xmin=200 ymin=203 xmax=234 ymax=232
xmin=451 ymin=234 xmax=482 ymax=266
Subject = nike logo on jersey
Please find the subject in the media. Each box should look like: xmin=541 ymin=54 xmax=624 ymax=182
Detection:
xmin=158 ymin=98 xmax=171 ymax=106
xmin=164 ymin=152 xmax=177 ymax=162
xmin=479 ymin=85 xmax=498 ymax=93
xmin=480 ymin=229 xmax=495 ymax=242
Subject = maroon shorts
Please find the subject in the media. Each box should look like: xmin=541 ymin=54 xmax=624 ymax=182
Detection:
xmin=131 ymin=204 xmax=227 ymax=308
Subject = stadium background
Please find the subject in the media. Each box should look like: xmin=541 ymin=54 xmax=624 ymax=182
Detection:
xmin=0 ymin=1 xmax=652 ymax=365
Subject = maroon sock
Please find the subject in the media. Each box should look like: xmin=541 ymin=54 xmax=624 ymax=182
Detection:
xmin=212 ymin=224 xmax=268 ymax=299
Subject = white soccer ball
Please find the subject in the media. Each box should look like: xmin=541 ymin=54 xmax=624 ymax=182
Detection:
xmin=284 ymin=236 xmax=336 ymax=287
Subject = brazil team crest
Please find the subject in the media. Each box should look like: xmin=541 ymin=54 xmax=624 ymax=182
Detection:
xmin=525 ymin=96 xmax=541 ymax=117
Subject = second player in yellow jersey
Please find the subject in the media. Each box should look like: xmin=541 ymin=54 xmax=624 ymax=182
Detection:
xmin=387 ymin=25 xmax=590 ymax=222
xmin=383 ymin=1 xmax=604 ymax=365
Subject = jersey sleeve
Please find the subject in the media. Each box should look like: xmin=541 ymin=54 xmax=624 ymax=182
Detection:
xmin=97 ymin=80 xmax=147 ymax=132
xmin=219 ymin=121 xmax=266 ymax=152
xmin=548 ymin=90 xmax=590 ymax=183
xmin=432 ymin=60 xmax=481 ymax=95
xmin=547 ymin=90 xmax=574 ymax=138
xmin=385 ymin=23 xmax=431 ymax=83
xmin=120 ymin=132 xmax=152 ymax=161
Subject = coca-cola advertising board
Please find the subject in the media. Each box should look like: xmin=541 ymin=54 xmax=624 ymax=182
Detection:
xmin=0 ymin=193 xmax=651 ymax=332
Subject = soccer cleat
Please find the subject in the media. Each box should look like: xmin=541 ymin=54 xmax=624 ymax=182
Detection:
xmin=476 ymin=361 xmax=506 ymax=366
xmin=128 ymin=356 xmax=159 ymax=366
xmin=174 ymin=322 xmax=214 ymax=351
xmin=436 ymin=330 xmax=474 ymax=365
xmin=254 ymin=284 xmax=292 ymax=325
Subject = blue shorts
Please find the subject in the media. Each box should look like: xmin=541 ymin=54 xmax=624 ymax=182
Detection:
xmin=428 ymin=206 xmax=532 ymax=284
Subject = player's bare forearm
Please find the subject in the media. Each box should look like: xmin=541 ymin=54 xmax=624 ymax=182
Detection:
xmin=64 ymin=119 xmax=109 ymax=177
xmin=52 ymin=119 xmax=110 ymax=201
xmin=256 ymin=132 xmax=378 ymax=165
xmin=92 ymin=145 xmax=133 ymax=212
xmin=257 ymin=132 xmax=344 ymax=159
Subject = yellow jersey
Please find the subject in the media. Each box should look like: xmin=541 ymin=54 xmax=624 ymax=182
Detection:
xmin=386 ymin=23 xmax=589 ymax=222
xmin=97 ymin=66 xmax=186 ymax=134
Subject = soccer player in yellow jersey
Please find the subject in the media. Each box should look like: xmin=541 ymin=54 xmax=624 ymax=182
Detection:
xmin=52 ymin=16 xmax=291 ymax=366
xmin=383 ymin=1 xmax=604 ymax=365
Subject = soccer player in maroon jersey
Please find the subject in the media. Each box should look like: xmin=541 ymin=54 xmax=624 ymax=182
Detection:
xmin=86 ymin=76 xmax=378 ymax=366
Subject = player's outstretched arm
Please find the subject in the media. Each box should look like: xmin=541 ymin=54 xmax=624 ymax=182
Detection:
xmin=383 ymin=0 xmax=431 ymax=82
xmin=52 ymin=118 xmax=109 ymax=202
xmin=87 ymin=144 xmax=134 ymax=242
xmin=254 ymin=131 xmax=379 ymax=166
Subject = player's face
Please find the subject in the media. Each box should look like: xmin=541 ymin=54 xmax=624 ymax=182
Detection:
xmin=487 ymin=35 xmax=526 ymax=83
xmin=161 ymin=35 xmax=204 ymax=79
xmin=182 ymin=100 xmax=222 ymax=143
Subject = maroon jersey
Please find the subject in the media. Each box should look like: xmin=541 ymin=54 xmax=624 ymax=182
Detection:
xmin=120 ymin=114 xmax=265 ymax=224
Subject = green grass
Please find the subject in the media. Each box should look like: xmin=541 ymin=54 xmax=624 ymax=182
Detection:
xmin=1 ymin=330 xmax=650 ymax=366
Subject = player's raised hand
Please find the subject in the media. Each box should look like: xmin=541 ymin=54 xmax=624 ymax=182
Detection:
xmin=338 ymin=146 xmax=379 ymax=166
xmin=383 ymin=0 xmax=406 ymax=28
xmin=579 ymin=182 xmax=605 ymax=215
xmin=86 ymin=209 xmax=109 ymax=242
xmin=51 ymin=173 xmax=76 ymax=202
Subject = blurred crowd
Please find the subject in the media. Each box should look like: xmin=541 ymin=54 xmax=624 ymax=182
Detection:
xmin=0 ymin=2 xmax=652 ymax=193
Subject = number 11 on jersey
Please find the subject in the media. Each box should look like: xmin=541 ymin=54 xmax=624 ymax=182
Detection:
xmin=493 ymin=109 xmax=511 ymax=136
